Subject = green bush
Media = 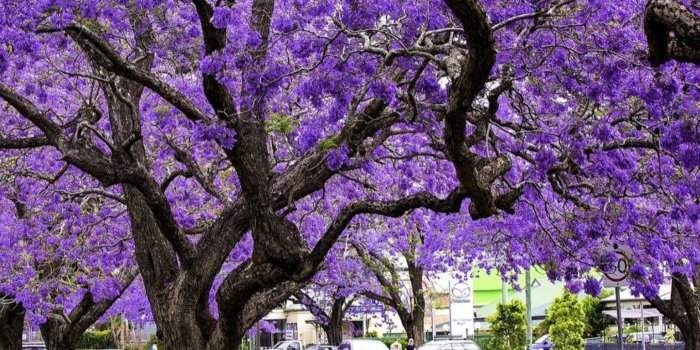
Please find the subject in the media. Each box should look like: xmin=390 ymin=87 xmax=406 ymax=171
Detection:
xmin=581 ymin=291 xmax=613 ymax=337
xmin=124 ymin=345 xmax=146 ymax=350
xmin=469 ymin=335 xmax=493 ymax=349
xmin=548 ymin=291 xmax=585 ymax=350
xmin=145 ymin=334 xmax=165 ymax=350
xmin=380 ymin=336 xmax=407 ymax=348
xmin=77 ymin=329 xmax=116 ymax=349
xmin=483 ymin=300 xmax=527 ymax=350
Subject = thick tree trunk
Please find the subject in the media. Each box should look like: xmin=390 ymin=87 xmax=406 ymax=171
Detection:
xmin=324 ymin=297 xmax=346 ymax=345
xmin=40 ymin=316 xmax=80 ymax=350
xmin=647 ymin=273 xmax=700 ymax=350
xmin=411 ymin=309 xmax=425 ymax=346
xmin=0 ymin=301 xmax=25 ymax=350
xmin=407 ymin=258 xmax=425 ymax=346
xmin=397 ymin=312 xmax=424 ymax=347
xmin=682 ymin=327 xmax=700 ymax=350
xmin=323 ymin=324 xmax=344 ymax=346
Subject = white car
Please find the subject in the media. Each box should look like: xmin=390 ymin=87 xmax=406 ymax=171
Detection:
xmin=530 ymin=335 xmax=553 ymax=350
xmin=273 ymin=340 xmax=304 ymax=350
xmin=338 ymin=339 xmax=390 ymax=350
xmin=418 ymin=339 xmax=481 ymax=350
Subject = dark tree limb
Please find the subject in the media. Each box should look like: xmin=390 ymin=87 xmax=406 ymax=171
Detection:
xmin=0 ymin=135 xmax=50 ymax=149
xmin=0 ymin=299 xmax=24 ymax=350
xmin=40 ymin=269 xmax=138 ymax=350
xmin=37 ymin=24 xmax=210 ymax=123
xmin=645 ymin=0 xmax=700 ymax=66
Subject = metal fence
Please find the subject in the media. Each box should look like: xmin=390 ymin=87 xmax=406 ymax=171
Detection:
xmin=585 ymin=344 xmax=685 ymax=350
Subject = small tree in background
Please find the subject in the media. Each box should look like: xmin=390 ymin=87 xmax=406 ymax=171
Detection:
xmin=485 ymin=300 xmax=527 ymax=350
xmin=548 ymin=292 xmax=585 ymax=350
xmin=581 ymin=292 xmax=613 ymax=338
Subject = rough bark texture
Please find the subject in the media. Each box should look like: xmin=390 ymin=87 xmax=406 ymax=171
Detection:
xmin=326 ymin=298 xmax=346 ymax=345
xmin=0 ymin=301 xmax=25 ymax=350
xmin=647 ymin=273 xmax=700 ymax=350
xmin=293 ymin=291 xmax=353 ymax=346
xmin=0 ymin=0 xmax=514 ymax=349
xmin=40 ymin=315 xmax=80 ymax=350
xmin=645 ymin=0 xmax=700 ymax=66
xmin=39 ymin=280 xmax=136 ymax=350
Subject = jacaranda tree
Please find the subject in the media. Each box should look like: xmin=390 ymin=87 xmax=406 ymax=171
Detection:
xmin=0 ymin=0 xmax=698 ymax=349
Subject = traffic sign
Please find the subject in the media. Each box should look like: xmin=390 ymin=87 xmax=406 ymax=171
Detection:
xmin=603 ymin=244 xmax=632 ymax=288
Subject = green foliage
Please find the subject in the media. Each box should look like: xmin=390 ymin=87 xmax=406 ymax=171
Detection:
xmin=265 ymin=113 xmax=299 ymax=133
xmin=366 ymin=330 xmax=379 ymax=338
xmin=124 ymin=345 xmax=146 ymax=350
xmin=380 ymin=336 xmax=407 ymax=348
xmin=534 ymin=316 xmax=551 ymax=339
xmin=581 ymin=292 xmax=613 ymax=337
xmin=484 ymin=300 xmax=527 ymax=350
xmin=77 ymin=329 xmax=116 ymax=349
xmin=318 ymin=138 xmax=339 ymax=151
xmin=547 ymin=291 xmax=585 ymax=350
xmin=468 ymin=335 xmax=493 ymax=349
xmin=146 ymin=333 xmax=165 ymax=350
xmin=664 ymin=328 xmax=676 ymax=342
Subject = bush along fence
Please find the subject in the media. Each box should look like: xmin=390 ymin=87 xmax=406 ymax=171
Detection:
xmin=585 ymin=343 xmax=685 ymax=350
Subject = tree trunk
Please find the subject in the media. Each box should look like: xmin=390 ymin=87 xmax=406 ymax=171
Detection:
xmin=410 ymin=309 xmax=425 ymax=346
xmin=40 ymin=316 xmax=79 ymax=350
xmin=647 ymin=273 xmax=700 ymax=350
xmin=0 ymin=301 xmax=25 ymax=350
xmin=682 ymin=328 xmax=700 ymax=350
xmin=397 ymin=313 xmax=424 ymax=348
xmin=407 ymin=259 xmax=425 ymax=346
xmin=320 ymin=325 xmax=342 ymax=346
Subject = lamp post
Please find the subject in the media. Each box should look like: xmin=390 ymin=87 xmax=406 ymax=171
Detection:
xmin=526 ymin=269 xmax=533 ymax=349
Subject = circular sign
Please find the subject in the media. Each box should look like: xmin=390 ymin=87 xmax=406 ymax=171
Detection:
xmin=604 ymin=249 xmax=631 ymax=283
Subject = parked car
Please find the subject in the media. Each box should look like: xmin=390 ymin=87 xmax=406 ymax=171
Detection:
xmin=273 ymin=340 xmax=305 ymax=350
xmin=22 ymin=342 xmax=46 ymax=350
xmin=22 ymin=345 xmax=47 ymax=350
xmin=307 ymin=345 xmax=337 ymax=350
xmin=338 ymin=339 xmax=390 ymax=350
xmin=530 ymin=335 xmax=553 ymax=350
xmin=418 ymin=339 xmax=481 ymax=350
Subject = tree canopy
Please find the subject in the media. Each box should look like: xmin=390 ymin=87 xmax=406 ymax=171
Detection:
xmin=0 ymin=0 xmax=699 ymax=349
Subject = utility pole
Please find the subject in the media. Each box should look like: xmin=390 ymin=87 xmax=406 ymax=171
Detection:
xmin=431 ymin=297 xmax=436 ymax=341
xmin=501 ymin=278 xmax=508 ymax=304
xmin=640 ymin=301 xmax=645 ymax=350
xmin=525 ymin=269 xmax=533 ymax=349
xmin=448 ymin=277 xmax=453 ymax=336
xmin=615 ymin=287 xmax=624 ymax=350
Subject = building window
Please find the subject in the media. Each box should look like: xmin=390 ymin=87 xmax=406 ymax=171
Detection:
xmin=285 ymin=322 xmax=298 ymax=340
xmin=260 ymin=319 xmax=286 ymax=347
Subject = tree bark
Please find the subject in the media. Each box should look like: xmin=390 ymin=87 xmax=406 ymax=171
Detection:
xmin=644 ymin=0 xmax=700 ymax=66
xmin=40 ymin=315 xmax=80 ymax=350
xmin=326 ymin=297 xmax=346 ymax=345
xmin=647 ymin=273 xmax=700 ymax=350
xmin=4 ymin=1 xmax=506 ymax=349
xmin=407 ymin=261 xmax=425 ymax=346
xmin=0 ymin=301 xmax=25 ymax=350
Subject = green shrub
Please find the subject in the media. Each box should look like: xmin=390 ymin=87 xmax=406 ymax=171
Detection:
xmin=145 ymin=334 xmax=165 ymax=350
xmin=380 ymin=336 xmax=407 ymax=348
xmin=548 ymin=291 xmax=585 ymax=350
xmin=77 ymin=329 xmax=116 ymax=349
xmin=483 ymin=300 xmax=527 ymax=350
